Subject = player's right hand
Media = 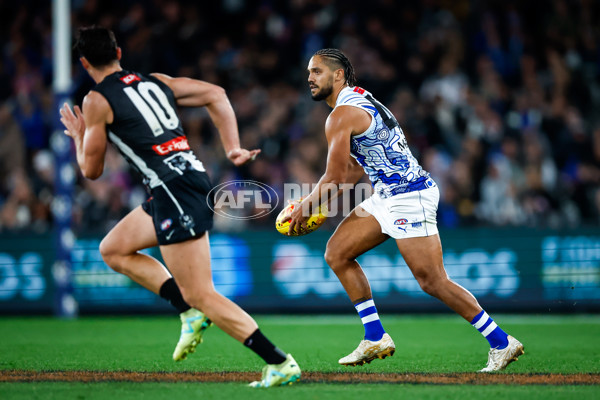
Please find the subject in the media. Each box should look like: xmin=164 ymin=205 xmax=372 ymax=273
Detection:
xmin=59 ymin=103 xmax=86 ymax=139
xmin=287 ymin=198 xmax=309 ymax=236
xmin=227 ymin=148 xmax=261 ymax=166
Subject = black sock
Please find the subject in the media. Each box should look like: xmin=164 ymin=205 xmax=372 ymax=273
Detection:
xmin=159 ymin=278 xmax=191 ymax=314
xmin=243 ymin=329 xmax=287 ymax=365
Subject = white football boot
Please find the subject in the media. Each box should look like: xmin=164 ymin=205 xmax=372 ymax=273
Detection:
xmin=338 ymin=333 xmax=396 ymax=366
xmin=479 ymin=336 xmax=524 ymax=372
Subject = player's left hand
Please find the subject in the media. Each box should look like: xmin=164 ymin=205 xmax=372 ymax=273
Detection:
xmin=287 ymin=199 xmax=309 ymax=236
xmin=227 ymin=148 xmax=261 ymax=166
xmin=59 ymin=103 xmax=85 ymax=139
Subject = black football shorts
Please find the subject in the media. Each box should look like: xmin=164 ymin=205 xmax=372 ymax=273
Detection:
xmin=142 ymin=171 xmax=214 ymax=245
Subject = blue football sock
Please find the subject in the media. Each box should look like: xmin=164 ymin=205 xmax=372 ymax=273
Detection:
xmin=355 ymin=299 xmax=386 ymax=341
xmin=471 ymin=310 xmax=509 ymax=349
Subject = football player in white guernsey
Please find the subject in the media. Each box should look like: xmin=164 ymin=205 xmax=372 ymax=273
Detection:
xmin=288 ymin=49 xmax=523 ymax=371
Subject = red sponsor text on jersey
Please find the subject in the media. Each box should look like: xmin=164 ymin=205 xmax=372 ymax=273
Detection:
xmin=353 ymin=87 xmax=365 ymax=94
xmin=120 ymin=74 xmax=141 ymax=85
xmin=152 ymin=136 xmax=190 ymax=155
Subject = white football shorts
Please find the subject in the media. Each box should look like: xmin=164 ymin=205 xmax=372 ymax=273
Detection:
xmin=359 ymin=184 xmax=439 ymax=239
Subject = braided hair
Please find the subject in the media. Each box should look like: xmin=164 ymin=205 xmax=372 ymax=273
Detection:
xmin=313 ymin=49 xmax=357 ymax=87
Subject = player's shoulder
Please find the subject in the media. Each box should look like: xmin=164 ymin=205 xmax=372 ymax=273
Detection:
xmin=83 ymin=90 xmax=113 ymax=123
xmin=327 ymin=104 xmax=371 ymax=135
xmin=84 ymin=90 xmax=110 ymax=109
xmin=330 ymin=104 xmax=363 ymax=119
xmin=148 ymin=72 xmax=171 ymax=85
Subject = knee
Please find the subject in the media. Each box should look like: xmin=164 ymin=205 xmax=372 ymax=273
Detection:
xmin=179 ymin=285 xmax=215 ymax=310
xmin=417 ymin=278 xmax=437 ymax=297
xmin=323 ymin=247 xmax=336 ymax=267
xmin=415 ymin=272 xmax=448 ymax=298
xmin=99 ymin=237 xmax=125 ymax=273
xmin=324 ymin=244 xmax=350 ymax=271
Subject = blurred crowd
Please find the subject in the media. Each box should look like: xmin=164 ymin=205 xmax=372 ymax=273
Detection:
xmin=0 ymin=0 xmax=599 ymax=234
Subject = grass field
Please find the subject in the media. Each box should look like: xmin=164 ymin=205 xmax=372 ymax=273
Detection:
xmin=1 ymin=314 xmax=599 ymax=399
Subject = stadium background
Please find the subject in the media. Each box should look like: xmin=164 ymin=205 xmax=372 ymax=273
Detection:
xmin=0 ymin=0 xmax=599 ymax=316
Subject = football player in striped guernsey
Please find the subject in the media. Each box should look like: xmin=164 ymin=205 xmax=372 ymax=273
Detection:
xmin=60 ymin=26 xmax=300 ymax=387
xmin=288 ymin=48 xmax=523 ymax=371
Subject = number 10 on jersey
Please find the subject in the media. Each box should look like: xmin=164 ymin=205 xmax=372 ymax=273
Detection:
xmin=123 ymin=81 xmax=180 ymax=136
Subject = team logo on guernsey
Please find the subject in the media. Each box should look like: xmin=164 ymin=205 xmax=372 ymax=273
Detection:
xmin=179 ymin=214 xmax=195 ymax=230
xmin=153 ymin=136 xmax=191 ymax=155
xmin=160 ymin=218 xmax=172 ymax=231
xmin=120 ymin=74 xmax=141 ymax=85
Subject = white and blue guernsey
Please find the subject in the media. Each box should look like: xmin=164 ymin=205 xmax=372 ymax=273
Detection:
xmin=335 ymin=86 xmax=434 ymax=198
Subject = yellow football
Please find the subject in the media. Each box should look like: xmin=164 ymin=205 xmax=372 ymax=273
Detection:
xmin=275 ymin=201 xmax=328 ymax=236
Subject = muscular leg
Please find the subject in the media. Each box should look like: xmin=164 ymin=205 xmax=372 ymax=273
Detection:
xmin=324 ymin=207 xmax=389 ymax=303
xmin=397 ymin=234 xmax=524 ymax=371
xmin=99 ymin=206 xmax=170 ymax=293
xmin=327 ymin=207 xmax=396 ymax=365
xmin=396 ymin=234 xmax=482 ymax=322
xmin=160 ymin=233 xmax=258 ymax=342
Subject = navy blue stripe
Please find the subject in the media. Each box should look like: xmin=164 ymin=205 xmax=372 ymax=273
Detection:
xmin=478 ymin=318 xmax=494 ymax=333
xmin=363 ymin=105 xmax=379 ymax=116
xmin=471 ymin=310 xmax=485 ymax=325
xmin=358 ymin=306 xmax=378 ymax=318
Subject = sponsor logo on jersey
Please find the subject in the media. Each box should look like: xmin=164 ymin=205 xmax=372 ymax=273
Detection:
xmin=411 ymin=222 xmax=422 ymax=228
xmin=353 ymin=87 xmax=365 ymax=95
xmin=395 ymin=218 xmax=408 ymax=233
xmin=160 ymin=218 xmax=172 ymax=231
xmin=120 ymin=74 xmax=141 ymax=85
xmin=152 ymin=136 xmax=191 ymax=155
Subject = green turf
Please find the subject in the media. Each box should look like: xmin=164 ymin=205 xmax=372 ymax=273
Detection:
xmin=0 ymin=315 xmax=599 ymax=399
xmin=0 ymin=315 xmax=599 ymax=373
xmin=1 ymin=382 xmax=598 ymax=400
